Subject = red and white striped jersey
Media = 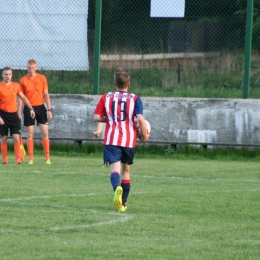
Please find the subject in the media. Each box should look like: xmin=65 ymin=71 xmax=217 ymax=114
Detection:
xmin=94 ymin=91 xmax=143 ymax=148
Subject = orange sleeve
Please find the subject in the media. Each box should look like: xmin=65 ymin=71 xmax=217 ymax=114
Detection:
xmin=0 ymin=82 xmax=21 ymax=112
xmin=20 ymin=77 xmax=25 ymax=93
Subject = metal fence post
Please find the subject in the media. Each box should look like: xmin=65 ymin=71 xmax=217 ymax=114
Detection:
xmin=93 ymin=0 xmax=102 ymax=95
xmin=243 ymin=0 xmax=254 ymax=99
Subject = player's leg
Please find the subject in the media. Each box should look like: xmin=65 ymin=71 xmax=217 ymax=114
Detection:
xmin=1 ymin=112 xmax=22 ymax=164
xmin=9 ymin=118 xmax=22 ymax=164
xmin=39 ymin=123 xmax=51 ymax=163
xmin=0 ymin=117 xmax=9 ymax=164
xmin=110 ymin=160 xmax=122 ymax=188
xmin=120 ymin=163 xmax=131 ymax=211
xmin=119 ymin=147 xmax=135 ymax=212
xmin=111 ymin=161 xmax=123 ymax=210
xmin=102 ymin=148 xmax=109 ymax=167
xmin=36 ymin=105 xmax=50 ymax=164
xmin=9 ymin=119 xmax=22 ymax=164
xmin=0 ymin=134 xmax=8 ymax=164
xmin=23 ymin=106 xmax=35 ymax=164
xmin=105 ymin=145 xmax=123 ymax=209
xmin=26 ymin=125 xmax=35 ymax=164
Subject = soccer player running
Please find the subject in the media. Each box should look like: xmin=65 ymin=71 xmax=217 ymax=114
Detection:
xmin=18 ymin=59 xmax=52 ymax=165
xmin=0 ymin=67 xmax=35 ymax=164
xmin=94 ymin=68 xmax=150 ymax=212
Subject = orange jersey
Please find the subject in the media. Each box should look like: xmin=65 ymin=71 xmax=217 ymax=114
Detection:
xmin=20 ymin=73 xmax=48 ymax=106
xmin=0 ymin=81 xmax=21 ymax=112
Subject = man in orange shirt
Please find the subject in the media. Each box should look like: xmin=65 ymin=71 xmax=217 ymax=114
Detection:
xmin=18 ymin=59 xmax=52 ymax=165
xmin=0 ymin=67 xmax=35 ymax=164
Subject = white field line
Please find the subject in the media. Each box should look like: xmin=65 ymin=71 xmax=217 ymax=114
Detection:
xmin=0 ymin=193 xmax=108 ymax=202
xmin=0 ymin=193 xmax=134 ymax=232
xmin=0 ymin=213 xmax=133 ymax=233
xmin=48 ymin=215 xmax=133 ymax=231
xmin=0 ymin=191 xmax=152 ymax=203
xmin=0 ymin=214 xmax=133 ymax=233
xmin=133 ymin=174 xmax=260 ymax=182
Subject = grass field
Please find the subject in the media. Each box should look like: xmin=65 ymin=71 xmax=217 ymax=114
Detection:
xmin=0 ymin=154 xmax=259 ymax=259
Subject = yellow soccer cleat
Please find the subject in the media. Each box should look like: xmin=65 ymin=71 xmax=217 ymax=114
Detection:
xmin=28 ymin=160 xmax=34 ymax=165
xmin=113 ymin=186 xmax=122 ymax=210
xmin=118 ymin=204 xmax=127 ymax=212
xmin=45 ymin=160 xmax=51 ymax=165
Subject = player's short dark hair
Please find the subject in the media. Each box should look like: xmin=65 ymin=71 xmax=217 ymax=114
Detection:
xmin=2 ymin=66 xmax=12 ymax=71
xmin=114 ymin=67 xmax=131 ymax=88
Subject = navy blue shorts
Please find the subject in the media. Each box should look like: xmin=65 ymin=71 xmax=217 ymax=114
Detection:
xmin=23 ymin=104 xmax=48 ymax=126
xmin=104 ymin=145 xmax=135 ymax=165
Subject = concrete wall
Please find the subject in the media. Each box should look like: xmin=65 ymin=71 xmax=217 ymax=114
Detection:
xmin=24 ymin=94 xmax=260 ymax=145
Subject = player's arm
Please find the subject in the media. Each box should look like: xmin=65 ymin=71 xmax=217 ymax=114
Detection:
xmin=94 ymin=95 xmax=107 ymax=123
xmin=43 ymin=89 xmax=52 ymax=119
xmin=136 ymin=114 xmax=150 ymax=142
xmin=94 ymin=114 xmax=106 ymax=123
xmin=93 ymin=122 xmax=104 ymax=138
xmin=18 ymin=80 xmax=25 ymax=119
xmin=134 ymin=96 xmax=149 ymax=142
xmin=17 ymin=92 xmax=35 ymax=119
xmin=17 ymin=96 xmax=23 ymax=120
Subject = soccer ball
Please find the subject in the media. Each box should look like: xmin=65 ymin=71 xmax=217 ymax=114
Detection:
xmin=137 ymin=120 xmax=151 ymax=139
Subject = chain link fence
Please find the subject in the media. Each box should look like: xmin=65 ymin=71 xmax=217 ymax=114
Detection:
xmin=0 ymin=1 xmax=258 ymax=97
xmin=97 ymin=0 xmax=251 ymax=97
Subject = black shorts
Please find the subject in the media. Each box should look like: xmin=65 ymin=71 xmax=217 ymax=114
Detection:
xmin=0 ymin=110 xmax=21 ymax=136
xmin=23 ymin=104 xmax=48 ymax=126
